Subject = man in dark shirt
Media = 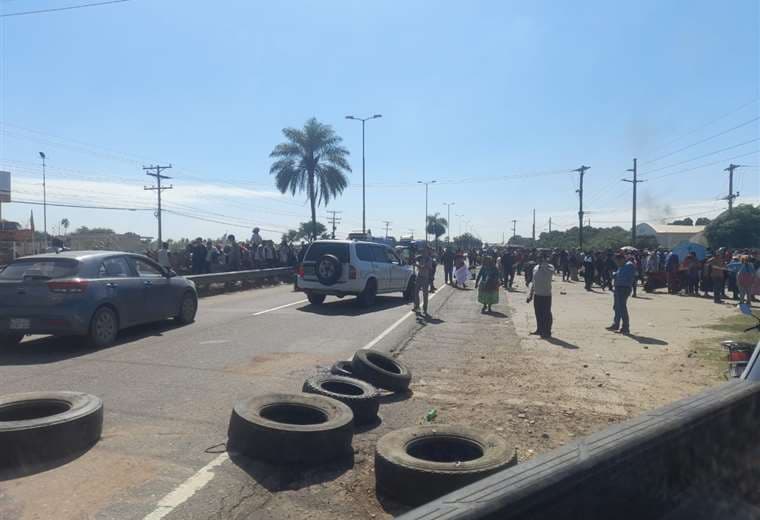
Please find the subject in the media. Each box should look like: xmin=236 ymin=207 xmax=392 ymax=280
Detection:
xmin=583 ymin=252 xmax=595 ymax=292
xmin=501 ymin=249 xmax=515 ymax=289
xmin=442 ymin=248 xmax=455 ymax=286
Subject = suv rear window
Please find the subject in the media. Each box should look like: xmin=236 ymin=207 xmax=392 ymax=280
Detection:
xmin=0 ymin=258 xmax=80 ymax=280
xmin=304 ymin=243 xmax=350 ymax=263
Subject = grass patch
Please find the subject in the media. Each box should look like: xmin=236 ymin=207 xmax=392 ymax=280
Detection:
xmin=690 ymin=312 xmax=759 ymax=380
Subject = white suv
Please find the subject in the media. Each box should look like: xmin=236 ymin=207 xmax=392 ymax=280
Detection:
xmin=296 ymin=240 xmax=415 ymax=306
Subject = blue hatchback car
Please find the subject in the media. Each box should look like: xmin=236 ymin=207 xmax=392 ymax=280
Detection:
xmin=0 ymin=251 xmax=198 ymax=348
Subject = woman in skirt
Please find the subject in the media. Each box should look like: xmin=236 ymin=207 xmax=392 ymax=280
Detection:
xmin=476 ymin=256 xmax=500 ymax=313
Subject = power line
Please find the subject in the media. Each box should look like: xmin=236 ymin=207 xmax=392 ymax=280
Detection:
xmin=143 ymin=165 xmax=173 ymax=247
xmin=645 ymin=149 xmax=759 ymax=181
xmin=640 ymin=116 xmax=760 ymax=165
xmin=1 ymin=0 xmax=129 ymax=18
xmin=8 ymin=198 xmax=151 ymax=211
xmin=639 ymin=137 xmax=760 ymax=175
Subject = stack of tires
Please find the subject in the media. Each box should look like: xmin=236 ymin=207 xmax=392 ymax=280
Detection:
xmin=227 ymin=349 xmax=410 ymax=466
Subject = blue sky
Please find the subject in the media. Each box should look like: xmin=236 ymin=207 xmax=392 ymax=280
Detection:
xmin=0 ymin=0 xmax=758 ymax=243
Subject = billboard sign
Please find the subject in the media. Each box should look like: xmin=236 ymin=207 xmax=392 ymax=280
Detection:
xmin=0 ymin=171 xmax=9 ymax=203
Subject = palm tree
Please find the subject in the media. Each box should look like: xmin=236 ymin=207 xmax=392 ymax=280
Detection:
xmin=60 ymin=218 xmax=70 ymax=235
xmin=269 ymin=118 xmax=351 ymax=240
xmin=426 ymin=213 xmax=448 ymax=248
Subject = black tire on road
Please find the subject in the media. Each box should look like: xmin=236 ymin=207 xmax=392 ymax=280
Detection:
xmin=351 ymin=349 xmax=411 ymax=392
xmin=375 ymin=425 xmax=516 ymax=506
xmin=0 ymin=334 xmax=23 ymax=348
xmin=227 ymin=393 xmax=354 ymax=465
xmin=302 ymin=375 xmax=379 ymax=426
xmin=176 ymin=291 xmax=198 ymax=325
xmin=307 ymin=293 xmax=326 ymax=305
xmin=357 ymin=279 xmax=377 ymax=307
xmin=0 ymin=391 xmax=103 ymax=469
xmin=316 ymin=254 xmax=342 ymax=286
xmin=88 ymin=306 xmax=119 ymax=348
xmin=330 ymin=360 xmax=355 ymax=378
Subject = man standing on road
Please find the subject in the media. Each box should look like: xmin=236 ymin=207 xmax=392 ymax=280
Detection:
xmin=442 ymin=247 xmax=455 ymax=286
xmin=501 ymin=248 xmax=515 ymax=289
xmin=606 ymin=253 xmax=635 ymax=335
xmin=158 ymin=242 xmax=171 ymax=269
xmin=527 ymin=254 xmax=555 ymax=339
xmin=413 ymin=247 xmax=434 ymax=316
xmin=583 ymin=252 xmax=595 ymax=292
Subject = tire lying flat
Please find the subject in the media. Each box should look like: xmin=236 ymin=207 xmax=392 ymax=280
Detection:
xmin=375 ymin=425 xmax=516 ymax=506
xmin=0 ymin=391 xmax=103 ymax=469
xmin=330 ymin=360 xmax=355 ymax=378
xmin=351 ymin=349 xmax=411 ymax=392
xmin=227 ymin=393 xmax=354 ymax=464
xmin=303 ymin=375 xmax=379 ymax=426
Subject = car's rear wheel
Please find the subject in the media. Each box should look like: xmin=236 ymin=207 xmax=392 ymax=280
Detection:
xmin=88 ymin=307 xmax=118 ymax=349
xmin=358 ymin=280 xmax=377 ymax=307
xmin=307 ymin=293 xmax=326 ymax=305
xmin=176 ymin=291 xmax=198 ymax=325
xmin=0 ymin=334 xmax=23 ymax=348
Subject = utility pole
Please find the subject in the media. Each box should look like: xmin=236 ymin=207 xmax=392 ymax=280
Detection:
xmin=622 ymin=158 xmax=645 ymax=246
xmin=511 ymin=219 xmax=517 ymax=239
xmin=443 ymin=202 xmax=455 ymax=244
xmin=531 ymin=208 xmax=536 ymax=245
xmin=572 ymin=165 xmax=590 ymax=249
xmin=382 ymin=220 xmax=392 ymax=239
xmin=724 ymin=163 xmax=744 ymax=213
xmin=417 ymin=180 xmax=436 ymax=245
xmin=39 ymin=152 xmax=47 ymax=249
xmin=143 ymin=164 xmax=173 ymax=248
xmin=345 ymin=114 xmax=382 ymax=235
xmin=548 ymin=217 xmax=552 ymax=233
xmin=326 ymin=210 xmax=342 ymax=239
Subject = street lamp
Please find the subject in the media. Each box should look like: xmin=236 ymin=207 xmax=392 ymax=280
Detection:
xmin=39 ymin=152 xmax=47 ymax=249
xmin=443 ymin=202 xmax=455 ymax=244
xmin=417 ymin=180 xmax=436 ymax=245
xmin=345 ymin=114 xmax=382 ymax=236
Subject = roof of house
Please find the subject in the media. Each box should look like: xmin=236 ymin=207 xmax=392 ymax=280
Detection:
xmin=637 ymin=223 xmax=706 ymax=234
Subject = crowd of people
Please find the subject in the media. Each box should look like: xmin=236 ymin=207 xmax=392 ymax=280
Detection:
xmin=147 ymin=228 xmax=308 ymax=275
xmin=412 ymin=244 xmax=760 ymax=340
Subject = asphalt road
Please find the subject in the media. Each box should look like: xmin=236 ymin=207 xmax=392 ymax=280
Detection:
xmin=0 ymin=277 xmax=450 ymax=520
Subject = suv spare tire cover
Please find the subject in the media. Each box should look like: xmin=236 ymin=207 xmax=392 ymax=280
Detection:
xmin=316 ymin=254 xmax=342 ymax=285
xmin=227 ymin=393 xmax=354 ymax=464
xmin=303 ymin=375 xmax=380 ymax=426
xmin=375 ymin=424 xmax=516 ymax=506
xmin=351 ymin=349 xmax=412 ymax=392
xmin=0 ymin=391 xmax=103 ymax=470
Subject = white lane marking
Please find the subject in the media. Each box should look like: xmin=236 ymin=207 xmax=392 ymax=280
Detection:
xmin=250 ymin=299 xmax=308 ymax=316
xmin=143 ymin=453 xmax=229 ymax=520
xmin=361 ymin=285 xmax=448 ymax=351
xmin=199 ymin=340 xmax=230 ymax=345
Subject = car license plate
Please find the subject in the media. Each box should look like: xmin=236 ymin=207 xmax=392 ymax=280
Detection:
xmin=9 ymin=318 xmax=30 ymax=330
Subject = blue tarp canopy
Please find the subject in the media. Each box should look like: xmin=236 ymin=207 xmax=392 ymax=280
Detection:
xmin=672 ymin=241 xmax=707 ymax=261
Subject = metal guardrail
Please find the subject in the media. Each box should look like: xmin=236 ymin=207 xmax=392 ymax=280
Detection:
xmin=185 ymin=267 xmax=293 ymax=287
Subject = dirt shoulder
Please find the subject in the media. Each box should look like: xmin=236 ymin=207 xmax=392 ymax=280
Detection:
xmin=174 ymin=278 xmax=748 ymax=519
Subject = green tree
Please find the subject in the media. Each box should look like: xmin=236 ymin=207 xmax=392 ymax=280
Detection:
xmin=282 ymin=229 xmax=299 ymax=243
xmin=296 ymin=221 xmax=327 ymax=241
xmin=507 ymin=234 xmax=532 ymax=247
xmin=695 ymin=217 xmax=711 ymax=226
xmin=452 ymin=233 xmax=482 ymax=251
xmin=704 ymin=205 xmax=760 ymax=248
xmin=60 ymin=218 xmax=70 ymax=235
xmin=668 ymin=217 xmax=693 ymax=225
xmin=426 ymin=213 xmax=448 ymax=247
xmin=269 ymin=118 xmax=351 ymax=240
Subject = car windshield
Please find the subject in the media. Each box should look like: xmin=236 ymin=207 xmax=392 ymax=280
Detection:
xmin=304 ymin=243 xmax=350 ymax=263
xmin=0 ymin=259 xmax=80 ymax=280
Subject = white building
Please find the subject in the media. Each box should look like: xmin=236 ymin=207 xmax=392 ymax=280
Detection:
xmin=636 ymin=223 xmax=706 ymax=249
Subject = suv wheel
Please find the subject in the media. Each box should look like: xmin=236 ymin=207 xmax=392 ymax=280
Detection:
xmin=358 ymin=280 xmax=377 ymax=307
xmin=307 ymin=293 xmax=326 ymax=305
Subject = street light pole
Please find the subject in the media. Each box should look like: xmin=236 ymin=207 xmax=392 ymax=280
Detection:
xmin=345 ymin=114 xmax=382 ymax=235
xmin=39 ymin=152 xmax=47 ymax=249
xmin=417 ymin=180 xmax=436 ymax=245
xmin=443 ymin=202 xmax=455 ymax=244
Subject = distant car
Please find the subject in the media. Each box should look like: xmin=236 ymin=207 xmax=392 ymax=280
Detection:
xmin=0 ymin=251 xmax=198 ymax=348
xmin=296 ymin=240 xmax=415 ymax=306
